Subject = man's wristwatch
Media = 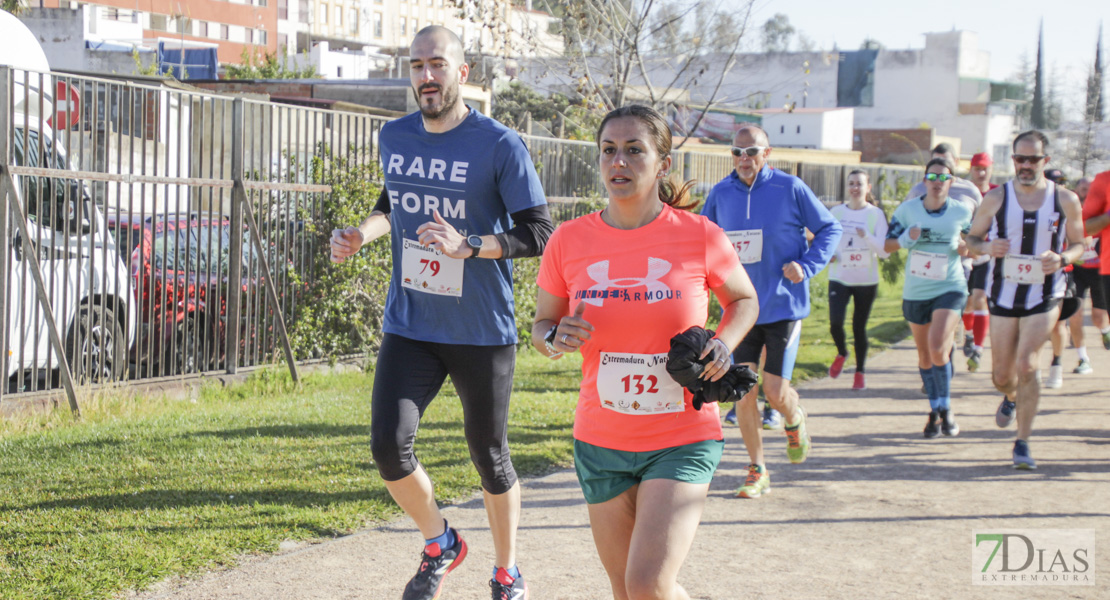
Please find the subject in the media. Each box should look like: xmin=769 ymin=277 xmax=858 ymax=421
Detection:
xmin=466 ymin=235 xmax=483 ymax=258
xmin=543 ymin=324 xmax=562 ymax=358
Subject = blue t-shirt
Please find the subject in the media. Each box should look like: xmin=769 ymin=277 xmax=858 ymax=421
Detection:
xmin=887 ymin=197 xmax=973 ymax=301
xmin=379 ymin=108 xmax=547 ymax=345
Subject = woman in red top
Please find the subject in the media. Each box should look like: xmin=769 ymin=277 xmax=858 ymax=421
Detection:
xmin=532 ymin=105 xmax=758 ymax=599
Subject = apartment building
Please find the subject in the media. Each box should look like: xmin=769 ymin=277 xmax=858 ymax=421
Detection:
xmin=39 ymin=0 xmax=278 ymax=64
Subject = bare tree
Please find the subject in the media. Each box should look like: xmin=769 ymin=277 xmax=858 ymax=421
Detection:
xmin=476 ymin=0 xmax=757 ymax=148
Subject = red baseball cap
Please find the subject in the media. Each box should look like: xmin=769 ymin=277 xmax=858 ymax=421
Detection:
xmin=970 ymin=152 xmax=992 ymax=167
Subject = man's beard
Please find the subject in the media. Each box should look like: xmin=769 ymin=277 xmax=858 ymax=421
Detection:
xmin=1016 ymin=169 xmax=1041 ymax=186
xmin=414 ymin=83 xmax=461 ymax=120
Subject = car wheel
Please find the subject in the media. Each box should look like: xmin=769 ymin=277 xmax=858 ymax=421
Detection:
xmin=66 ymin=304 xmax=127 ymax=384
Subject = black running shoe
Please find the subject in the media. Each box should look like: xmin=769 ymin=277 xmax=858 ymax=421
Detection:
xmin=923 ymin=411 xmax=940 ymax=439
xmin=402 ymin=529 xmax=468 ymax=600
xmin=939 ymin=409 xmax=959 ymax=437
xmin=490 ymin=567 xmax=528 ymax=600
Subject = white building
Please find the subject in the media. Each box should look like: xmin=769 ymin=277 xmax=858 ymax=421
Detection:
xmin=515 ymin=30 xmax=1021 ymax=164
xmin=751 ymin=107 xmax=855 ymax=151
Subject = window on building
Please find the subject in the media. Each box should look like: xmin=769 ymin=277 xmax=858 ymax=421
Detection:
xmin=278 ymin=33 xmax=288 ymax=51
xmin=400 ymin=16 xmax=406 ymax=36
xmin=373 ymin=12 xmax=382 ymax=37
xmin=319 ymin=5 xmax=327 ymax=24
xmin=220 ymin=24 xmax=230 ymax=39
xmin=199 ymin=21 xmax=208 ymax=37
xmin=150 ymin=14 xmax=167 ymax=31
xmin=174 ymin=17 xmax=189 ymax=34
xmin=257 ymin=29 xmax=267 ymax=45
xmin=337 ymin=66 xmax=343 ymax=78
xmin=796 ymin=125 xmax=801 ymax=133
xmin=277 ymin=0 xmax=287 ymax=20
xmin=412 ymin=18 xmax=417 ymax=33
xmin=349 ymin=8 xmax=357 ymax=33
xmin=780 ymin=125 xmax=785 ymax=134
xmin=298 ymin=0 xmax=309 ymax=23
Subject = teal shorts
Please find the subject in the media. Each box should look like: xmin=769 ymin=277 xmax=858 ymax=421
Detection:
xmin=573 ymin=438 xmax=724 ymax=505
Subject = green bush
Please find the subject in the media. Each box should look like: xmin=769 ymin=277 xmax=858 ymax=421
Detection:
xmin=288 ymin=147 xmax=390 ymax=361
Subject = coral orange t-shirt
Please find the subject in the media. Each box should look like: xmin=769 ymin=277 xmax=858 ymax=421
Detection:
xmin=536 ymin=205 xmax=742 ymax=452
xmin=1081 ymin=171 xmax=1110 ymax=275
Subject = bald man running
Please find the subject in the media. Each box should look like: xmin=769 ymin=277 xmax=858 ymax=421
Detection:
xmin=331 ymin=26 xmax=551 ymax=599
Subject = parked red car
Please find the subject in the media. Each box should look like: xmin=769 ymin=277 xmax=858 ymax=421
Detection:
xmin=108 ymin=213 xmax=280 ymax=376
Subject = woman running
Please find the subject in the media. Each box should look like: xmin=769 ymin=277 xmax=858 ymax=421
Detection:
xmin=885 ymin=158 xmax=973 ymax=438
xmin=827 ymin=170 xmax=889 ymax=389
xmin=532 ymin=105 xmax=758 ymax=599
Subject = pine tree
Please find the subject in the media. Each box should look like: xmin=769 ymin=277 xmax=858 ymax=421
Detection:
xmin=1031 ymin=20 xmax=1046 ymax=129
xmin=1087 ymin=22 xmax=1104 ymax=123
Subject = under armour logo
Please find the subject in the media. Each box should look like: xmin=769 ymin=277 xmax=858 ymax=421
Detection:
xmin=580 ymin=257 xmax=673 ymax=306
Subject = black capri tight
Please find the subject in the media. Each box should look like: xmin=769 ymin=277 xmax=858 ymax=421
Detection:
xmin=828 ymin=281 xmax=879 ymax=373
xmin=370 ymin=333 xmax=518 ymax=495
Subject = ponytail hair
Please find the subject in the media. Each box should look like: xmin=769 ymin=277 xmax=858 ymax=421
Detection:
xmin=597 ymin=104 xmax=699 ymax=211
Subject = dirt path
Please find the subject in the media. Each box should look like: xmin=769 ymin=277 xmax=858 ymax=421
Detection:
xmin=131 ymin=329 xmax=1110 ymax=600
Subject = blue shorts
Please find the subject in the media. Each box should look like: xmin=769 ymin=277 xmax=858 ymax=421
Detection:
xmin=573 ymin=439 xmax=723 ymax=505
xmin=902 ymin=291 xmax=968 ymax=325
xmin=733 ymin=320 xmax=801 ymax=380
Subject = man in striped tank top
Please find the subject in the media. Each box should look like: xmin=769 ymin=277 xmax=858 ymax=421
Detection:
xmin=965 ymin=131 xmax=1086 ymax=470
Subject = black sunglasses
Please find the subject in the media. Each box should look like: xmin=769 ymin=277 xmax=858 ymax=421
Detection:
xmin=1012 ymin=155 xmax=1046 ymax=165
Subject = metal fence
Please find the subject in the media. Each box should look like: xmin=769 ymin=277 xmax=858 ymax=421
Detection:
xmin=0 ymin=66 xmax=391 ymax=411
xmin=1 ymin=67 xmax=923 ymax=410
xmin=522 ymin=133 xmax=923 ymax=209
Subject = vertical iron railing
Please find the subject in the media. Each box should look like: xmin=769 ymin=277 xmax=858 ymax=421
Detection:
xmin=1 ymin=66 xmax=925 ymax=406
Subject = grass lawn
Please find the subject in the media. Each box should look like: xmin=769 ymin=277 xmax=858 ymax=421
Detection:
xmin=0 ymin=274 xmax=905 ymax=599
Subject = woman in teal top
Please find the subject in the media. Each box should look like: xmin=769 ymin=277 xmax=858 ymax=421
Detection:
xmin=885 ymin=158 xmax=973 ymax=439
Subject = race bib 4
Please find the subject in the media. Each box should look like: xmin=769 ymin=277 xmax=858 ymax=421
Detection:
xmin=908 ymin=250 xmax=948 ymax=281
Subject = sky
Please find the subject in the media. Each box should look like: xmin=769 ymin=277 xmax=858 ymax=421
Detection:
xmin=723 ymin=0 xmax=1105 ymax=118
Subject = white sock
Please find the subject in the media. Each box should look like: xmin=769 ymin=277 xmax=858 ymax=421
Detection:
xmin=1102 ymin=326 xmax=1110 ymax=335
xmin=1077 ymin=347 xmax=1090 ymax=361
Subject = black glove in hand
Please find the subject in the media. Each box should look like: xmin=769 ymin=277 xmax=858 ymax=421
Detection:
xmin=691 ymin=364 xmax=759 ymax=410
xmin=665 ymin=326 xmax=717 ymax=390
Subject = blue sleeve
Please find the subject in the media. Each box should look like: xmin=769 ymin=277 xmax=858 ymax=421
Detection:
xmin=888 ymin=216 xmax=907 ymax=239
xmin=888 ymin=202 xmax=909 ymax=239
xmin=494 ymin=132 xmax=547 ymax=213
xmin=701 ymin=189 xmax=719 ymax=224
xmin=795 ymin=181 xmax=842 ymax=279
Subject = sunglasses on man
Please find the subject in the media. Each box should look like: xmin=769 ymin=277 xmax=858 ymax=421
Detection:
xmin=1012 ymin=155 xmax=1046 ymax=165
xmin=730 ymin=146 xmax=765 ymax=158
xmin=924 ymin=173 xmax=952 ymax=182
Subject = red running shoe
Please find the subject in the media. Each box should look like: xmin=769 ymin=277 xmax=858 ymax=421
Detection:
xmin=829 ymin=354 xmax=847 ymax=378
xmin=852 ymin=372 xmax=866 ymax=390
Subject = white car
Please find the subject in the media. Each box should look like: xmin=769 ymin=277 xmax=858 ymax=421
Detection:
xmin=5 ymin=113 xmax=137 ymax=388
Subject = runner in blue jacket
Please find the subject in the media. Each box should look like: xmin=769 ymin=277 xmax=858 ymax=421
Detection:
xmin=701 ymin=124 xmax=842 ymax=498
